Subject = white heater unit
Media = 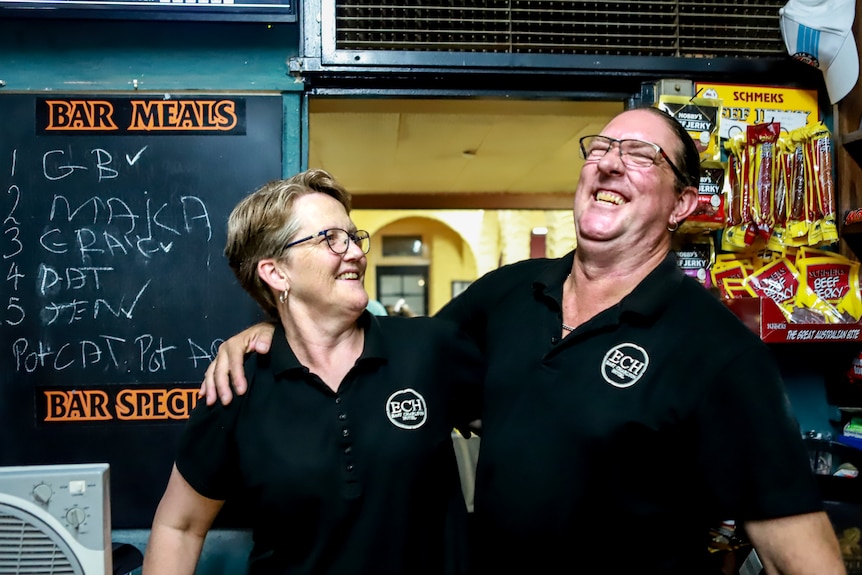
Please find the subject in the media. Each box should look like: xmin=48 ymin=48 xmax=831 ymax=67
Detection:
xmin=0 ymin=463 xmax=112 ymax=575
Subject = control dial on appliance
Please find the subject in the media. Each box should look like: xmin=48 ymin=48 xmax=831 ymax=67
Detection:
xmin=65 ymin=507 xmax=87 ymax=528
xmin=32 ymin=483 xmax=53 ymax=504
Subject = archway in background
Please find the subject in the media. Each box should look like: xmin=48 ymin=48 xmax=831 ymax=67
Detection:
xmin=355 ymin=214 xmax=477 ymax=316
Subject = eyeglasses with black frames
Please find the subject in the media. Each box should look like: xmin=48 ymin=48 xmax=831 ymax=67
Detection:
xmin=285 ymin=228 xmax=371 ymax=255
xmin=578 ymin=134 xmax=691 ymax=186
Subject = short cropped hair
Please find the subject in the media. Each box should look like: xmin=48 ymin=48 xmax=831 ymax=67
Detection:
xmin=225 ymin=169 xmax=351 ymax=317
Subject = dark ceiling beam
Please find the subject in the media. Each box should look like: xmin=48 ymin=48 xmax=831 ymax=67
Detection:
xmin=352 ymin=193 xmax=572 ymax=210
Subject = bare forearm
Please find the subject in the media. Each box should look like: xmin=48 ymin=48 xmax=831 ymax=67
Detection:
xmin=143 ymin=465 xmax=224 ymax=575
xmin=142 ymin=525 xmax=206 ymax=575
xmin=746 ymin=512 xmax=845 ymax=575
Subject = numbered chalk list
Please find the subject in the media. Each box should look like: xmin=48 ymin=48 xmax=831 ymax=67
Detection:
xmin=0 ymin=94 xmax=281 ymax=527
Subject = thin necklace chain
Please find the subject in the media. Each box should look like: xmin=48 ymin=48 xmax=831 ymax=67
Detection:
xmin=562 ymin=273 xmax=574 ymax=332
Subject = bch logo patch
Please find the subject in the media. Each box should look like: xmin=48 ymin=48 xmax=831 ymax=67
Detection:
xmin=386 ymin=388 xmax=428 ymax=429
xmin=601 ymin=343 xmax=649 ymax=388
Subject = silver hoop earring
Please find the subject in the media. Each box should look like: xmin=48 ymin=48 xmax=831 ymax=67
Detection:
xmin=279 ymin=289 xmax=288 ymax=304
xmin=667 ymin=220 xmax=679 ymax=232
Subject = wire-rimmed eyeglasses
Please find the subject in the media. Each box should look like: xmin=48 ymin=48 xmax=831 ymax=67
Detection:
xmin=285 ymin=228 xmax=371 ymax=255
xmin=579 ymin=134 xmax=691 ymax=186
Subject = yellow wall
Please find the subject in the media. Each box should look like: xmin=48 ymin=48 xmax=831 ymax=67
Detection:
xmin=353 ymin=208 xmax=577 ymax=314
xmin=355 ymin=212 xmax=476 ymax=315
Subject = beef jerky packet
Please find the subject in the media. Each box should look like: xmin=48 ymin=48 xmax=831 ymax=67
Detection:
xmin=747 ymin=122 xmax=780 ymax=243
xmin=803 ymin=122 xmax=838 ymax=246
xmin=796 ymin=247 xmax=862 ymax=321
xmin=742 ymin=257 xmax=800 ymax=319
xmin=710 ymin=254 xmax=750 ymax=299
xmin=674 ymin=235 xmax=716 ymax=288
xmin=777 ymin=122 xmax=837 ymax=248
xmin=722 ymin=132 xmax=757 ymax=251
xmin=769 ymin=133 xmax=796 ymax=250
xmin=680 ymin=161 xmax=726 ymax=234
xmin=656 ymin=95 xmax=722 ymax=161
xmin=783 ymin=129 xmax=811 ymax=245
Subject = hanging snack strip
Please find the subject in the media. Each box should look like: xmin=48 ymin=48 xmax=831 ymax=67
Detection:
xmin=805 ymin=123 xmax=838 ymax=245
xmin=777 ymin=133 xmax=807 ymax=245
xmin=722 ymin=121 xmax=836 ymax=251
xmin=722 ymin=124 xmax=779 ymax=249
xmin=773 ymin=136 xmax=790 ymax=235
xmin=751 ymin=122 xmax=780 ymax=243
xmin=723 ymin=131 xmax=753 ymax=249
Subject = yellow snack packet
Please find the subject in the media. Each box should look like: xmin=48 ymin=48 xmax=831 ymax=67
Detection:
xmin=797 ymin=255 xmax=862 ymax=322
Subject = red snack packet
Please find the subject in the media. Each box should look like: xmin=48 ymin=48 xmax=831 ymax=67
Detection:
xmin=743 ymin=258 xmax=800 ymax=309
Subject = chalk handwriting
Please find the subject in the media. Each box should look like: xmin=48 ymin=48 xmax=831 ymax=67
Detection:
xmin=4 ymin=185 xmax=20 ymax=226
xmin=2 ymin=134 xmax=254 ymax=387
xmin=12 ymin=336 xmax=221 ymax=373
xmin=3 ymin=185 xmax=22 ymax=260
xmin=40 ymin=279 xmax=150 ymax=324
xmin=39 ymin=264 xmax=114 ymax=294
xmin=3 ymin=153 xmax=25 ymax=329
xmin=42 ymin=148 xmax=119 ymax=182
xmin=8 ymin=149 xmax=16 ymax=178
xmin=5 ymin=296 xmax=24 ymax=326
xmin=125 ymin=146 xmax=147 ymax=166
xmin=42 ymin=194 xmax=212 ymax=260
xmin=7 ymin=262 xmax=23 ymax=291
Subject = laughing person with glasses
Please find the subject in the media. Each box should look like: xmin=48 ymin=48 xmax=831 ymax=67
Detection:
xmin=201 ymin=108 xmax=844 ymax=574
xmin=143 ymin=169 xmax=483 ymax=575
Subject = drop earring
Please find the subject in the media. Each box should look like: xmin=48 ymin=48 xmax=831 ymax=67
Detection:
xmin=276 ymin=268 xmax=288 ymax=304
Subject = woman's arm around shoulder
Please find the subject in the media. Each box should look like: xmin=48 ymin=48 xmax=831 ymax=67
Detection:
xmin=200 ymin=322 xmax=276 ymax=406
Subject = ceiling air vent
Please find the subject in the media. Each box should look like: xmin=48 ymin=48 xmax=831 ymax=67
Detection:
xmin=335 ymin=0 xmax=787 ymax=58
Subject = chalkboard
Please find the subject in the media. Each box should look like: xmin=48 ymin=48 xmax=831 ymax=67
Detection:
xmin=0 ymin=94 xmax=281 ymax=527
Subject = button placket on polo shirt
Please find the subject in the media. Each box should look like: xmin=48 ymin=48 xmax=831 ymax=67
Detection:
xmin=336 ymin=395 xmax=361 ymax=498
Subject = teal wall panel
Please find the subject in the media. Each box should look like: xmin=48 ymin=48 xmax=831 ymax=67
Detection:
xmin=283 ymin=91 xmax=304 ymax=177
xmin=0 ymin=18 xmax=301 ymax=92
xmin=0 ymin=16 xmax=307 ymax=194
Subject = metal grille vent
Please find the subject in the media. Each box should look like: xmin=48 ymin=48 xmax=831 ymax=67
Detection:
xmin=0 ymin=506 xmax=80 ymax=575
xmin=335 ymin=0 xmax=787 ymax=58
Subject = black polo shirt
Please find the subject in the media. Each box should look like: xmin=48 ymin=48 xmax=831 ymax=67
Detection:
xmin=175 ymin=313 xmax=483 ymax=575
xmin=437 ymin=250 xmax=822 ymax=574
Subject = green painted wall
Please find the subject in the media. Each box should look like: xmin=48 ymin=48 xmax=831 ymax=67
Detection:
xmin=0 ymin=17 xmax=300 ymax=91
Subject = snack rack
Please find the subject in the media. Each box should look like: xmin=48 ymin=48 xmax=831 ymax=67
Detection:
xmin=725 ymin=297 xmax=862 ymax=343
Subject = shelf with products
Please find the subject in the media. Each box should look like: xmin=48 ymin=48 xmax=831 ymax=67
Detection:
xmin=725 ymin=297 xmax=862 ymax=343
xmin=842 ymin=129 xmax=862 ymax=157
xmin=838 ymin=126 xmax=862 ymax=257
xmin=805 ymin=437 xmax=862 ymax=505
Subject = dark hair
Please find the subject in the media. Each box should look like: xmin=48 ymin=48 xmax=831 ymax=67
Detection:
xmin=636 ymin=105 xmax=701 ymax=192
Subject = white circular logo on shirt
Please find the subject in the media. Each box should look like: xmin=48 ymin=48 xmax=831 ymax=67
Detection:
xmin=386 ymin=388 xmax=428 ymax=429
xmin=601 ymin=343 xmax=650 ymax=388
